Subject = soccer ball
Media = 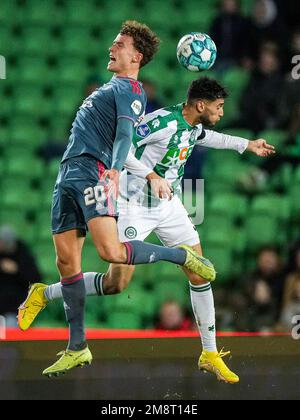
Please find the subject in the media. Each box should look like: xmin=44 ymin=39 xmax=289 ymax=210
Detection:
xmin=176 ymin=32 xmax=217 ymax=71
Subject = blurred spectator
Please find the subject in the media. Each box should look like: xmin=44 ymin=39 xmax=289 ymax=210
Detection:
xmin=248 ymin=0 xmax=288 ymax=61
xmin=210 ymin=0 xmax=252 ymax=70
xmin=0 ymin=225 xmax=42 ymax=326
xmin=240 ymin=43 xmax=284 ymax=133
xmin=244 ymin=247 xmax=285 ymax=331
xmin=279 ymin=29 xmax=300 ymax=145
xmin=286 ymin=240 xmax=300 ymax=276
xmin=155 ymin=300 xmax=194 ymax=331
xmin=279 ymin=274 xmax=300 ymax=331
xmin=140 ymin=79 xmax=163 ymax=113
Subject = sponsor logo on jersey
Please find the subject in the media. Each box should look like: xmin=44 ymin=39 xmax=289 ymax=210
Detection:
xmin=125 ymin=226 xmax=137 ymax=239
xmin=152 ymin=118 xmax=160 ymax=129
xmin=136 ymin=123 xmax=151 ymax=138
xmin=131 ymin=100 xmax=142 ymax=115
xmin=161 ymin=145 xmax=194 ymax=166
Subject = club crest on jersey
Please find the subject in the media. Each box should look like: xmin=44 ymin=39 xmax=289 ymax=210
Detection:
xmin=125 ymin=226 xmax=137 ymax=239
xmin=136 ymin=123 xmax=150 ymax=138
xmin=131 ymin=100 xmax=142 ymax=115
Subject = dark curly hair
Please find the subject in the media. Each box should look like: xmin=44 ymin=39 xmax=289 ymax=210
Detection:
xmin=120 ymin=20 xmax=160 ymax=68
xmin=187 ymin=77 xmax=228 ymax=103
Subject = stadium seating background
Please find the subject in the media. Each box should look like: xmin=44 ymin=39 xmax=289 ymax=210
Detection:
xmin=0 ymin=0 xmax=299 ymax=329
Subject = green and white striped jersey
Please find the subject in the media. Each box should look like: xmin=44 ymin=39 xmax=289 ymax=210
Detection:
xmin=120 ymin=103 xmax=248 ymax=205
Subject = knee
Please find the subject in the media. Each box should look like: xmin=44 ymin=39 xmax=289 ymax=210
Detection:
xmin=56 ymin=255 xmax=71 ymax=271
xmin=110 ymin=280 xmax=128 ymax=294
xmin=98 ymin=245 xmax=125 ymax=263
xmin=188 ymin=272 xmax=209 ymax=286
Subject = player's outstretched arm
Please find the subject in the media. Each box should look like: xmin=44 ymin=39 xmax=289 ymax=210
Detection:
xmin=246 ymin=139 xmax=276 ymax=157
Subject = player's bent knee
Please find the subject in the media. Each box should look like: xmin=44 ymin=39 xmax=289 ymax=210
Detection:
xmin=187 ymin=271 xmax=209 ymax=286
xmin=98 ymin=246 xmax=125 ymax=263
xmin=56 ymin=256 xmax=79 ymax=276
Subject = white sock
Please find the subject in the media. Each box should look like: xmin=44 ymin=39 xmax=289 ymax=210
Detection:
xmin=45 ymin=272 xmax=103 ymax=301
xmin=189 ymin=282 xmax=217 ymax=352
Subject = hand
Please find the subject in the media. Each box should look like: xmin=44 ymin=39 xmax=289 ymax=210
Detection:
xmin=101 ymin=168 xmax=120 ymax=200
xmin=146 ymin=172 xmax=174 ymax=200
xmin=247 ymin=139 xmax=276 ymax=157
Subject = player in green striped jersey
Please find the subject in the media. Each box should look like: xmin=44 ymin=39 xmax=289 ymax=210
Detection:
xmin=19 ymin=77 xmax=275 ymax=383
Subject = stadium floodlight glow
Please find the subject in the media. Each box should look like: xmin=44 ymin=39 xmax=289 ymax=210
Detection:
xmin=0 ymin=55 xmax=6 ymax=79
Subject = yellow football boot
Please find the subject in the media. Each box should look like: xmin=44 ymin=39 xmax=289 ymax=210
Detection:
xmin=43 ymin=347 xmax=93 ymax=378
xmin=18 ymin=283 xmax=48 ymax=331
xmin=198 ymin=348 xmax=239 ymax=384
xmin=179 ymin=245 xmax=216 ymax=282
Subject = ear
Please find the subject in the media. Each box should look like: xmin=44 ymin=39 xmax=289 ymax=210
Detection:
xmin=196 ymin=100 xmax=205 ymax=113
xmin=133 ymin=52 xmax=143 ymax=65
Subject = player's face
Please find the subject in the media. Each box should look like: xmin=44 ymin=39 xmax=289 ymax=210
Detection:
xmin=108 ymin=34 xmax=141 ymax=74
xmin=200 ymin=99 xmax=225 ymax=127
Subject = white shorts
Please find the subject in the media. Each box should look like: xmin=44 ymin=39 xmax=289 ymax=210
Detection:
xmin=118 ymin=195 xmax=200 ymax=248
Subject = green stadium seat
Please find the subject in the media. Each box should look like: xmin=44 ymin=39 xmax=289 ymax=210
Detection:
xmin=65 ymin=1 xmax=103 ymax=27
xmin=9 ymin=125 xmax=48 ymax=150
xmin=233 ymin=228 xmax=247 ymax=254
xmin=102 ymin=0 xmax=139 ymax=23
xmin=24 ymin=1 xmax=63 ymax=27
xmin=289 ymin=185 xmax=300 ymax=221
xmin=251 ymin=194 xmax=290 ymax=222
xmin=217 ymin=96 xmax=240 ymax=128
xmin=0 ymin=25 xmax=13 ymax=56
xmin=0 ymin=2 xmax=24 ymax=26
xmin=49 ymin=116 xmax=71 ymax=140
xmin=204 ymin=225 xmax=234 ymax=248
xmin=222 ymin=128 xmax=253 ymax=140
xmin=81 ymin=245 xmax=109 ymax=274
xmin=19 ymin=57 xmax=51 ymax=84
xmin=52 ymin=83 xmax=84 ymax=115
xmin=61 ymin=27 xmax=95 ymax=57
xmin=48 ymin=158 xmax=61 ymax=178
xmin=222 ymin=67 xmax=250 ymax=100
xmin=6 ymin=156 xmax=44 ymax=180
xmin=35 ymin=245 xmax=58 ymax=279
xmin=35 ymin=209 xmax=51 ymax=228
xmin=209 ymin=193 xmax=248 ymax=220
xmin=154 ymin=280 xmax=189 ymax=307
xmin=13 ymin=85 xmax=52 ymax=118
xmin=22 ymin=26 xmax=58 ymax=56
xmin=245 ymin=215 xmax=280 ymax=250
xmin=270 ymin=163 xmax=293 ymax=191
xmin=106 ymin=311 xmax=142 ymax=329
xmin=0 ymin=209 xmax=28 ymax=229
xmin=57 ymin=57 xmax=90 ymax=85
xmin=180 ymin=2 xmax=217 ymax=32
xmin=204 ymin=246 xmax=233 ymax=282
xmin=241 ymin=0 xmax=255 ymax=16
xmin=2 ymin=187 xmax=40 ymax=212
